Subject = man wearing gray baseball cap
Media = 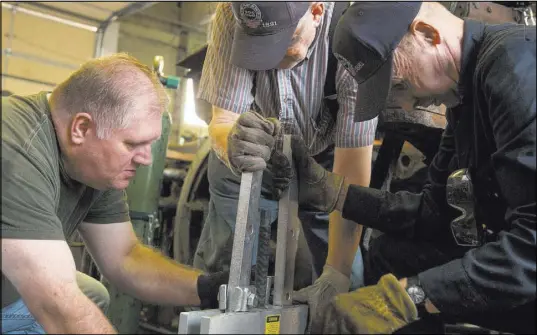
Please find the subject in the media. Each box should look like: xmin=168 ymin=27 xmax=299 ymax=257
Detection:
xmin=271 ymin=1 xmax=535 ymax=333
xmin=194 ymin=1 xmax=380 ymax=322
xmin=229 ymin=2 xmax=313 ymax=70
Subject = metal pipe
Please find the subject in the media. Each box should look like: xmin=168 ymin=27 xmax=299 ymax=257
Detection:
xmin=1 ymin=74 xmax=56 ymax=87
xmin=1 ymin=3 xmax=98 ymax=32
xmin=3 ymin=49 xmax=79 ymax=70
xmin=2 ymin=3 xmax=16 ymax=88
xmin=19 ymin=2 xmax=102 ymax=26
xmin=93 ymin=28 xmax=104 ymax=58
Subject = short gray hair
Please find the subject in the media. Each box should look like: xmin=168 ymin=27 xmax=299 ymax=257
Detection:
xmin=393 ymin=2 xmax=452 ymax=78
xmin=51 ymin=53 xmax=170 ymax=139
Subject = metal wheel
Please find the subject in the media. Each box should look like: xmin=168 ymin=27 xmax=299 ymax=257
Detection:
xmin=173 ymin=138 xmax=212 ymax=265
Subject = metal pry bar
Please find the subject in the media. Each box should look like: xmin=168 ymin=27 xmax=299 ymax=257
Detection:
xmin=226 ymin=169 xmax=263 ymax=312
xmin=273 ymin=134 xmax=300 ymax=306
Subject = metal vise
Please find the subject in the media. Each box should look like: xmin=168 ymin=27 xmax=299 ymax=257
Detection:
xmin=178 ymin=135 xmax=308 ymax=334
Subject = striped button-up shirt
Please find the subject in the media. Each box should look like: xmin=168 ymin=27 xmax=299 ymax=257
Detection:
xmin=198 ymin=2 xmax=378 ymax=156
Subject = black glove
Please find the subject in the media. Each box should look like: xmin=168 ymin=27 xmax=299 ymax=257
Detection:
xmin=290 ymin=136 xmax=348 ymax=213
xmin=267 ymin=129 xmax=294 ymax=199
xmin=197 ymin=271 xmax=229 ymax=309
xmin=227 ymin=111 xmax=280 ymax=175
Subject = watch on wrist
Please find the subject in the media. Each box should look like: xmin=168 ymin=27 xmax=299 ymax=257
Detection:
xmin=406 ymin=276 xmax=427 ymax=306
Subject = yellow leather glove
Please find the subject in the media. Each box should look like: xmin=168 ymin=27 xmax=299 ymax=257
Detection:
xmin=311 ymin=273 xmax=419 ymax=334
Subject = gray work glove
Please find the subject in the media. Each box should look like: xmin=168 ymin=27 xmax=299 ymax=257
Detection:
xmin=227 ymin=111 xmax=280 ymax=175
xmin=293 ymin=265 xmax=351 ymax=333
xmin=290 ymin=136 xmax=349 ymax=213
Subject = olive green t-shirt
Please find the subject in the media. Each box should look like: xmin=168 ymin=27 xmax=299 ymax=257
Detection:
xmin=1 ymin=92 xmax=131 ymax=308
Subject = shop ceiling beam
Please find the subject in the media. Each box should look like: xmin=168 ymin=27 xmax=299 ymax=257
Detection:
xmin=2 ymin=49 xmax=79 ymax=70
xmin=7 ymin=2 xmax=101 ymax=29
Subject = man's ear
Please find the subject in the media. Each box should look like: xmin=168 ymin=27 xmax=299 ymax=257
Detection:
xmin=70 ymin=113 xmax=94 ymax=145
xmin=409 ymin=20 xmax=441 ymax=46
xmin=311 ymin=2 xmax=324 ymax=27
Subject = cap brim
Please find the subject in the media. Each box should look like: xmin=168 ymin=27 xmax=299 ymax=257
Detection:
xmin=354 ymin=54 xmax=394 ymax=122
xmin=231 ymin=24 xmax=296 ymax=71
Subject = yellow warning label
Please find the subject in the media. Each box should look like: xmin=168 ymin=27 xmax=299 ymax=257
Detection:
xmin=265 ymin=314 xmax=281 ymax=334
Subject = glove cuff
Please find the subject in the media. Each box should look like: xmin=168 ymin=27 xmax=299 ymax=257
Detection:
xmin=334 ymin=180 xmax=349 ymax=213
xmin=379 ymin=274 xmax=419 ymax=323
xmin=322 ymin=264 xmax=351 ymax=293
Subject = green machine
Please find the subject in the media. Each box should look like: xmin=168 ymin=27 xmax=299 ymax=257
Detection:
xmin=104 ymin=56 xmax=179 ymax=333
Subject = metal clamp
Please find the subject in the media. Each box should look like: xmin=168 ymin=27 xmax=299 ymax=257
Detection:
xmin=227 ymin=286 xmax=258 ymax=312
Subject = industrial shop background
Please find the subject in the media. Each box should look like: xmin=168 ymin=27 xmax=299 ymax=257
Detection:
xmin=4 ymin=1 xmax=534 ymax=334
xmin=0 ymin=2 xmax=448 ymax=333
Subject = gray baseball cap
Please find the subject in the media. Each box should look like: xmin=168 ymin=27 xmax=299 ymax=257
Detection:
xmin=230 ymin=2 xmax=311 ymax=71
xmin=333 ymin=2 xmax=421 ymax=122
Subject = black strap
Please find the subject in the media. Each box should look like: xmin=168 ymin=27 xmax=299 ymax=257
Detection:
xmin=129 ymin=210 xmax=153 ymax=222
xmin=324 ymin=2 xmax=350 ymax=118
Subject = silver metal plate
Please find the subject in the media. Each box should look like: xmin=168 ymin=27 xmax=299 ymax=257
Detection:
xmin=197 ymin=305 xmax=308 ymax=334
xmin=178 ymin=309 xmax=222 ymax=334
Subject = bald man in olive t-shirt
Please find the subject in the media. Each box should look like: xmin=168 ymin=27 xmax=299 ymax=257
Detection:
xmin=1 ymin=92 xmax=127 ymax=330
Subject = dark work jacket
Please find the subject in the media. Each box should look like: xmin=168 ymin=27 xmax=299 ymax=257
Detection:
xmin=342 ymin=20 xmax=536 ymax=318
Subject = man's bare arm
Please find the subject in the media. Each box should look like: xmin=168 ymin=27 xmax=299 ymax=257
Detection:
xmin=326 ymin=146 xmax=373 ymax=276
xmin=78 ymin=221 xmax=204 ymax=306
xmin=1 ymin=238 xmax=116 ymax=334
xmin=208 ymin=105 xmax=240 ymax=165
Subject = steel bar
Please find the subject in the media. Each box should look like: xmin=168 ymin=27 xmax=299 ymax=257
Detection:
xmin=255 ymin=210 xmax=271 ymax=306
xmin=227 ymin=170 xmax=263 ymax=312
xmin=273 ymin=135 xmax=300 ymax=306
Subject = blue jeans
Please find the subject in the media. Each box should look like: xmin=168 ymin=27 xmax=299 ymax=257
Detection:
xmin=193 ymin=151 xmax=364 ymax=290
xmin=1 ymin=272 xmax=110 ymax=334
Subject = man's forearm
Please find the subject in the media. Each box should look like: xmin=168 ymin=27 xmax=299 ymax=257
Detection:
xmin=32 ymin=288 xmax=116 ymax=334
xmin=326 ymin=146 xmax=373 ymax=276
xmin=326 ymin=214 xmax=362 ymax=277
xmin=113 ymin=243 xmax=204 ymax=306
